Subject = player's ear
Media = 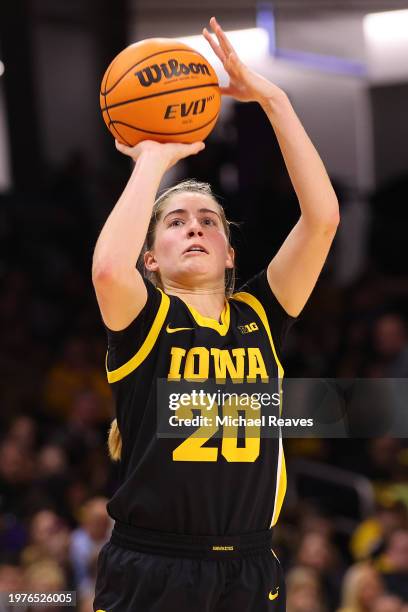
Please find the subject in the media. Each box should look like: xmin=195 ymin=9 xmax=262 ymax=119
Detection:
xmin=144 ymin=250 xmax=159 ymax=272
xmin=225 ymin=246 xmax=235 ymax=269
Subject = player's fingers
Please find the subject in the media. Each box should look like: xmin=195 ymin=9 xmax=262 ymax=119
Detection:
xmin=165 ymin=141 xmax=205 ymax=160
xmin=180 ymin=141 xmax=205 ymax=156
xmin=202 ymin=27 xmax=226 ymax=64
xmin=226 ymin=50 xmax=240 ymax=67
xmin=209 ymin=17 xmax=236 ymax=57
xmin=225 ymin=52 xmax=243 ymax=78
xmin=219 ymin=85 xmax=235 ymax=97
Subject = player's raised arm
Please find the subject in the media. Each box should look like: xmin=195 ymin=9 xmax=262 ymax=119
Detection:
xmin=92 ymin=140 xmax=204 ymax=331
xmin=203 ymin=17 xmax=340 ymax=317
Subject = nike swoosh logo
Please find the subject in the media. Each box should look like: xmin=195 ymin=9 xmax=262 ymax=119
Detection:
xmin=269 ymin=587 xmax=279 ymax=601
xmin=166 ymin=324 xmax=194 ymax=333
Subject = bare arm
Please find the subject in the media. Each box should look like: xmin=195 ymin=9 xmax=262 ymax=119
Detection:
xmin=92 ymin=140 xmax=204 ymax=330
xmin=204 ymin=17 xmax=339 ymax=317
xmin=262 ymin=90 xmax=339 ymax=317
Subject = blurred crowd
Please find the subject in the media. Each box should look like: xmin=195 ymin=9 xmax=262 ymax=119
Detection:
xmin=1 ymin=113 xmax=408 ymax=611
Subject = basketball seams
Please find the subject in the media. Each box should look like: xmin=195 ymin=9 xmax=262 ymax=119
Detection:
xmin=101 ymin=47 xmax=216 ymax=96
xmin=102 ymin=61 xmax=132 ymax=146
xmin=101 ymin=56 xmax=115 ymax=94
xmin=101 ymin=82 xmax=220 ymax=113
xmin=107 ymin=122 xmax=132 ymax=147
xmin=108 ymin=110 xmax=220 ymax=136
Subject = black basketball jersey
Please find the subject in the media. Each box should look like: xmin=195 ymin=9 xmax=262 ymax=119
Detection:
xmin=104 ymin=269 xmax=296 ymax=535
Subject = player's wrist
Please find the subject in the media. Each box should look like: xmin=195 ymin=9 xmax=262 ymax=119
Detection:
xmin=257 ymin=85 xmax=288 ymax=110
xmin=133 ymin=147 xmax=170 ymax=174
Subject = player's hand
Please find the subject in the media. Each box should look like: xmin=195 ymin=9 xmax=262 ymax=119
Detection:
xmin=115 ymin=139 xmax=205 ymax=172
xmin=203 ymin=16 xmax=282 ymax=104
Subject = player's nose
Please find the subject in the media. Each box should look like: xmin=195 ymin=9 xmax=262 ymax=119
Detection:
xmin=186 ymin=217 xmax=203 ymax=237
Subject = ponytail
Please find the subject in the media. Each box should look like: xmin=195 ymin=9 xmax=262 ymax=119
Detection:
xmin=108 ymin=419 xmax=122 ymax=461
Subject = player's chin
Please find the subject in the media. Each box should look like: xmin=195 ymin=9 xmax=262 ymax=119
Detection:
xmin=178 ymin=261 xmax=215 ymax=281
xmin=180 ymin=257 xmax=210 ymax=271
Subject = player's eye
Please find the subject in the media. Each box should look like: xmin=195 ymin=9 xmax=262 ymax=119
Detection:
xmin=168 ymin=218 xmax=184 ymax=227
xmin=201 ymin=217 xmax=217 ymax=226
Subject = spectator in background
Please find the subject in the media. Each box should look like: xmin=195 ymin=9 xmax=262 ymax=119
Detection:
xmin=366 ymin=313 xmax=408 ymax=377
xmin=61 ymin=389 xmax=109 ymax=466
xmin=0 ymin=438 xmax=34 ymax=518
xmin=26 ymin=445 xmax=71 ymax=520
xmin=286 ymin=566 xmax=327 ymax=612
xmin=43 ymin=337 xmax=112 ymax=421
xmin=76 ymin=549 xmax=101 ymax=612
xmin=62 ymin=478 xmax=92 ymax=527
xmin=24 ymin=560 xmax=66 ymax=612
xmin=297 ymin=505 xmax=336 ymax=540
xmin=77 ymin=594 xmax=94 ymax=612
xmin=0 ymin=560 xmax=25 ymax=612
xmin=364 ymin=437 xmax=404 ymax=482
xmin=350 ymin=501 xmax=408 ymax=562
xmin=296 ymin=530 xmax=343 ymax=609
xmin=371 ymin=594 xmax=405 ymax=612
xmin=21 ymin=510 xmax=72 ymax=587
xmin=69 ymin=497 xmax=111 ymax=597
xmin=337 ymin=562 xmax=384 ymax=612
xmin=6 ymin=416 xmax=37 ymax=452
xmin=378 ymin=529 xmax=408 ymax=602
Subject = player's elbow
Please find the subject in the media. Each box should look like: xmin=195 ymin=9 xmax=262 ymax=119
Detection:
xmin=92 ymin=260 xmax=117 ymax=287
xmin=316 ymin=199 xmax=340 ymax=235
xmin=302 ymin=205 xmax=340 ymax=236
xmin=323 ymin=209 xmax=340 ymax=235
xmin=329 ymin=201 xmax=340 ymax=228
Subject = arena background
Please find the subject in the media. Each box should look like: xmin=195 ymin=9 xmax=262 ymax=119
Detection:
xmin=0 ymin=1 xmax=408 ymax=610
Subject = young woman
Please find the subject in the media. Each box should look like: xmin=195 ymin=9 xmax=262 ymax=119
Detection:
xmin=92 ymin=16 xmax=339 ymax=612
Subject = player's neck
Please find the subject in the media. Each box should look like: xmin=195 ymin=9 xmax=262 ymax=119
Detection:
xmin=164 ymin=282 xmax=226 ymax=321
xmin=181 ymin=292 xmax=226 ymax=321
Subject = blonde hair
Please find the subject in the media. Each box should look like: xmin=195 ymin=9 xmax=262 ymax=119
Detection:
xmin=108 ymin=419 xmax=122 ymax=461
xmin=24 ymin=560 xmax=65 ymax=591
xmin=338 ymin=562 xmax=383 ymax=612
xmin=286 ymin=566 xmax=327 ymax=612
xmin=108 ymin=179 xmax=236 ymax=462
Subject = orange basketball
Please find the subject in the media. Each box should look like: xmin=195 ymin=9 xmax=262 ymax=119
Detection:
xmin=100 ymin=38 xmax=221 ymax=146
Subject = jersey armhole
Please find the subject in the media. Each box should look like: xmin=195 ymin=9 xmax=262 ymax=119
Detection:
xmin=106 ymin=289 xmax=170 ymax=384
xmin=231 ymin=290 xmax=284 ymax=379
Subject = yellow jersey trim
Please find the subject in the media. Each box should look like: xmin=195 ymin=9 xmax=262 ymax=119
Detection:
xmin=185 ymin=300 xmax=230 ymax=336
xmin=271 ymin=438 xmax=287 ymax=526
xmin=106 ymin=288 xmax=170 ymax=383
xmin=231 ymin=290 xmax=287 ymax=527
xmin=231 ymin=291 xmax=284 ymax=379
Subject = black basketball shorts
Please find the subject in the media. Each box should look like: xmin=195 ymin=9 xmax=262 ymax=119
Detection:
xmin=93 ymin=522 xmax=286 ymax=611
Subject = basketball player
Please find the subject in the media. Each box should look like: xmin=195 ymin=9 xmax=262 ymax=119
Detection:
xmin=92 ymin=17 xmax=339 ymax=612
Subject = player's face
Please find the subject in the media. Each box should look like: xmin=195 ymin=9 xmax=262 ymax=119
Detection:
xmin=145 ymin=192 xmax=234 ymax=290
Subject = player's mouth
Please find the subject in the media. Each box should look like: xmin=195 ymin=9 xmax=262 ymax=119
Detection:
xmin=183 ymin=244 xmax=209 ymax=255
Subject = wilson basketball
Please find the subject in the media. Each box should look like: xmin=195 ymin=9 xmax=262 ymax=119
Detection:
xmin=100 ymin=38 xmax=221 ymax=146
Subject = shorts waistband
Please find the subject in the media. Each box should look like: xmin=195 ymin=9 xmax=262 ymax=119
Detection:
xmin=111 ymin=521 xmax=273 ymax=560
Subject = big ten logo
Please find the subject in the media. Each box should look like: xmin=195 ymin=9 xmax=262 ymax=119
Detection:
xmin=238 ymin=322 xmax=259 ymax=335
xmin=135 ymin=59 xmax=211 ymax=87
xmin=164 ymin=95 xmax=215 ymax=121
